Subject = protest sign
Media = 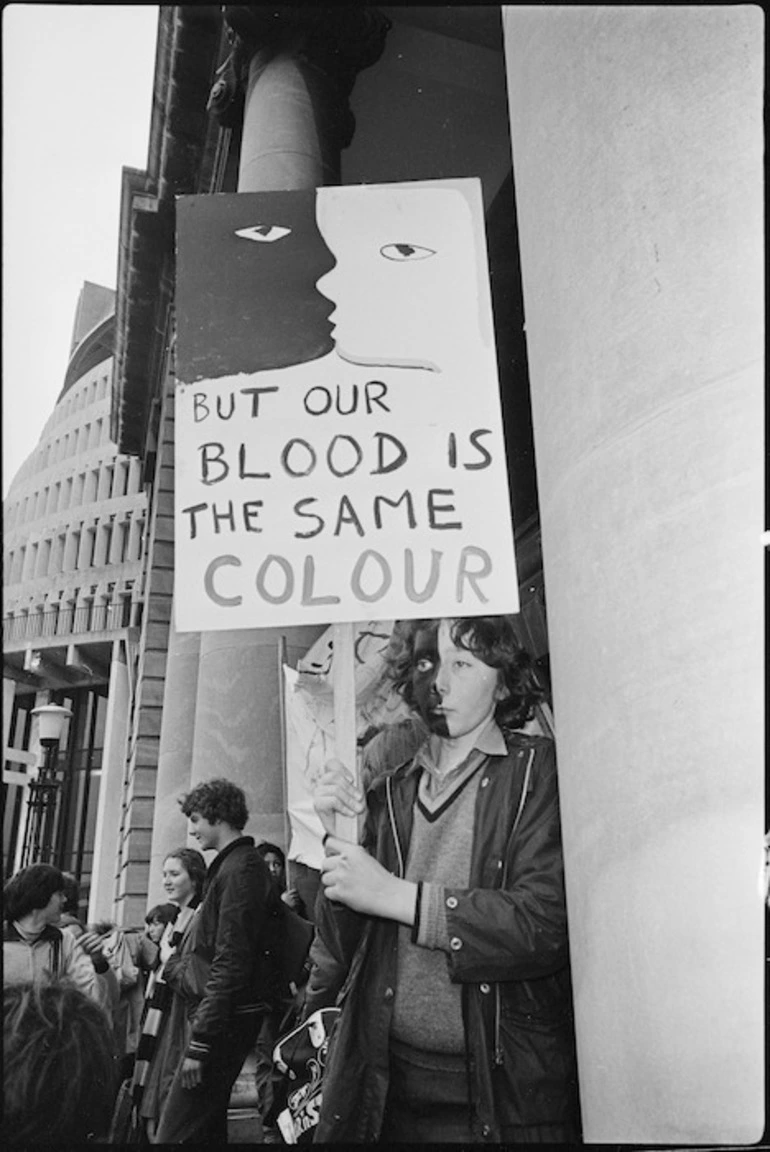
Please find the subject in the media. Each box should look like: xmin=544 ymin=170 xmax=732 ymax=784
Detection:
xmin=174 ymin=179 xmax=519 ymax=631
xmin=282 ymin=620 xmax=412 ymax=868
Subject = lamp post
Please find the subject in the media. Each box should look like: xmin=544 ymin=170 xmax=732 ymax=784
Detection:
xmin=21 ymin=704 xmax=73 ymax=867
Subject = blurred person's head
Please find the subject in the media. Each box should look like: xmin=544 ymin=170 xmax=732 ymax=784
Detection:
xmin=256 ymin=842 xmax=286 ymax=890
xmin=3 ymin=981 xmax=118 ymax=1144
xmin=162 ymin=847 xmax=206 ymax=907
xmin=3 ymin=864 xmax=66 ymax=926
xmin=144 ymin=902 xmax=179 ymax=944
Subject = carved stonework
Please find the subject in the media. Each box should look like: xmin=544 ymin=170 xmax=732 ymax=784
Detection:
xmin=208 ymin=6 xmax=391 ymax=145
xmin=207 ymin=24 xmax=249 ymax=126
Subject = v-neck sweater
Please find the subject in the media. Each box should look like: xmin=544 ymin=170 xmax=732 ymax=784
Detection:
xmin=390 ymin=721 xmax=506 ymax=1053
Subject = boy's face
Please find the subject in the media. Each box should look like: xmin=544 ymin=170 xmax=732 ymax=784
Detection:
xmin=411 ymin=619 xmax=504 ymax=740
xmin=187 ymin=812 xmax=221 ymax=851
xmin=41 ymin=889 xmax=66 ymax=925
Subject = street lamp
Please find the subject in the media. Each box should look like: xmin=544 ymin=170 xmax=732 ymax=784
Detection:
xmin=21 ymin=704 xmax=73 ymax=867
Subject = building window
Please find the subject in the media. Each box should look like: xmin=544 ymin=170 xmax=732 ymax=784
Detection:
xmin=69 ymin=531 xmax=81 ymax=571
xmin=86 ymin=528 xmax=97 ymax=569
xmin=135 ymin=516 xmax=146 ymax=560
xmin=115 ymin=460 xmax=129 ymax=498
xmin=119 ymin=591 xmax=133 ymax=627
xmin=53 ymin=687 xmax=108 ymax=896
xmin=119 ymin=520 xmax=130 ymax=563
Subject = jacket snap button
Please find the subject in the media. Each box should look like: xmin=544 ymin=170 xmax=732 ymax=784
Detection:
xmin=480 ymin=982 xmax=491 ymax=994
xmin=384 ymin=986 xmax=394 ymax=1001
xmin=481 ymin=777 xmax=489 ymax=787
xmin=450 ymin=936 xmax=463 ymax=951
xmin=446 ymin=895 xmax=458 ymax=909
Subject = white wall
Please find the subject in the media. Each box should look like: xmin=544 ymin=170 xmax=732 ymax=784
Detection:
xmin=503 ymin=6 xmax=764 ymax=1142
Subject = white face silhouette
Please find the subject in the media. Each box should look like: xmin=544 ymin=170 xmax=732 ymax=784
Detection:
xmin=315 ymin=185 xmax=484 ymax=374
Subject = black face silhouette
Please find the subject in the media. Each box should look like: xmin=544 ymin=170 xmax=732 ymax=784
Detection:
xmin=411 ymin=624 xmax=449 ymax=736
xmin=176 ymin=191 xmax=336 ymax=382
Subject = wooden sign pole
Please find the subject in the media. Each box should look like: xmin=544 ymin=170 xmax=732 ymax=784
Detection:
xmin=333 ymin=621 xmax=360 ymax=843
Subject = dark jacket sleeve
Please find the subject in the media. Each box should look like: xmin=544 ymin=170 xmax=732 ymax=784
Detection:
xmin=301 ymin=794 xmax=382 ymax=1018
xmin=302 ymin=923 xmax=353 ymax=1016
xmin=184 ymin=851 xmax=273 ymax=1061
xmin=440 ymin=742 xmax=569 ymax=984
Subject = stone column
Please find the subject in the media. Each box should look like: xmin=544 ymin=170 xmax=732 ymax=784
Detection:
xmin=63 ymin=527 xmax=79 ymax=572
xmin=502 ymin=7 xmax=763 ymax=1144
xmin=96 ymin=462 xmax=112 ymax=502
xmin=147 ymin=625 xmax=201 ymax=903
xmin=172 ymin=7 xmax=391 ymax=850
xmin=93 ymin=523 xmax=109 ymax=569
xmin=128 ymin=457 xmax=142 ymax=495
xmin=108 ymin=519 xmax=124 ymax=566
xmin=76 ymin=522 xmax=93 ymax=569
xmin=88 ymin=643 xmax=131 ymax=920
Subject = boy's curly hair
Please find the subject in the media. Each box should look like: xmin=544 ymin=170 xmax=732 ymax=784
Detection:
xmin=3 ymin=981 xmax=118 ymax=1144
xmin=386 ymin=616 xmax=544 ymax=731
xmin=178 ymin=777 xmax=249 ymax=831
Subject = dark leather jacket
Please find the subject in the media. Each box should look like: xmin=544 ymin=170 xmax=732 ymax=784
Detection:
xmin=305 ymin=732 xmax=580 ymax=1143
xmin=164 ymin=836 xmax=283 ymax=1062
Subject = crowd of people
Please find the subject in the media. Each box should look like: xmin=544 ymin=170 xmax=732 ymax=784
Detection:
xmin=3 ymin=613 xmax=579 ymax=1145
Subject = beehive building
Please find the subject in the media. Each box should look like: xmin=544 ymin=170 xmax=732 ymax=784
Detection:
xmin=3 ymin=282 xmax=147 ymax=918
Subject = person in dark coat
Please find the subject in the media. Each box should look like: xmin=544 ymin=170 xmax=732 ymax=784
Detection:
xmin=154 ymin=778 xmax=283 ymax=1144
xmin=306 ymin=615 xmax=580 ymax=1143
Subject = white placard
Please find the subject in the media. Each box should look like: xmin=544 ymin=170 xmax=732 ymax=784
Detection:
xmin=175 ymin=179 xmax=519 ymax=630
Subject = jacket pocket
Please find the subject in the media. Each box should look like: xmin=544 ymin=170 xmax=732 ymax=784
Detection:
xmin=499 ymin=970 xmax=572 ymax=1030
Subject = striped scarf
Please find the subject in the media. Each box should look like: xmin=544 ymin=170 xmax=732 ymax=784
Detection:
xmin=130 ymin=902 xmax=198 ymax=1113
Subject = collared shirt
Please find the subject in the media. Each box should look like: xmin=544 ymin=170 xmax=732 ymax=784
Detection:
xmin=413 ymin=717 xmax=507 ymax=803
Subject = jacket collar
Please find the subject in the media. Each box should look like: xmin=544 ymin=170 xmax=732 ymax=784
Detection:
xmin=410 ymin=717 xmax=507 ymax=778
xmin=3 ymin=920 xmax=60 ymax=943
xmin=206 ymin=834 xmax=254 ymax=877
